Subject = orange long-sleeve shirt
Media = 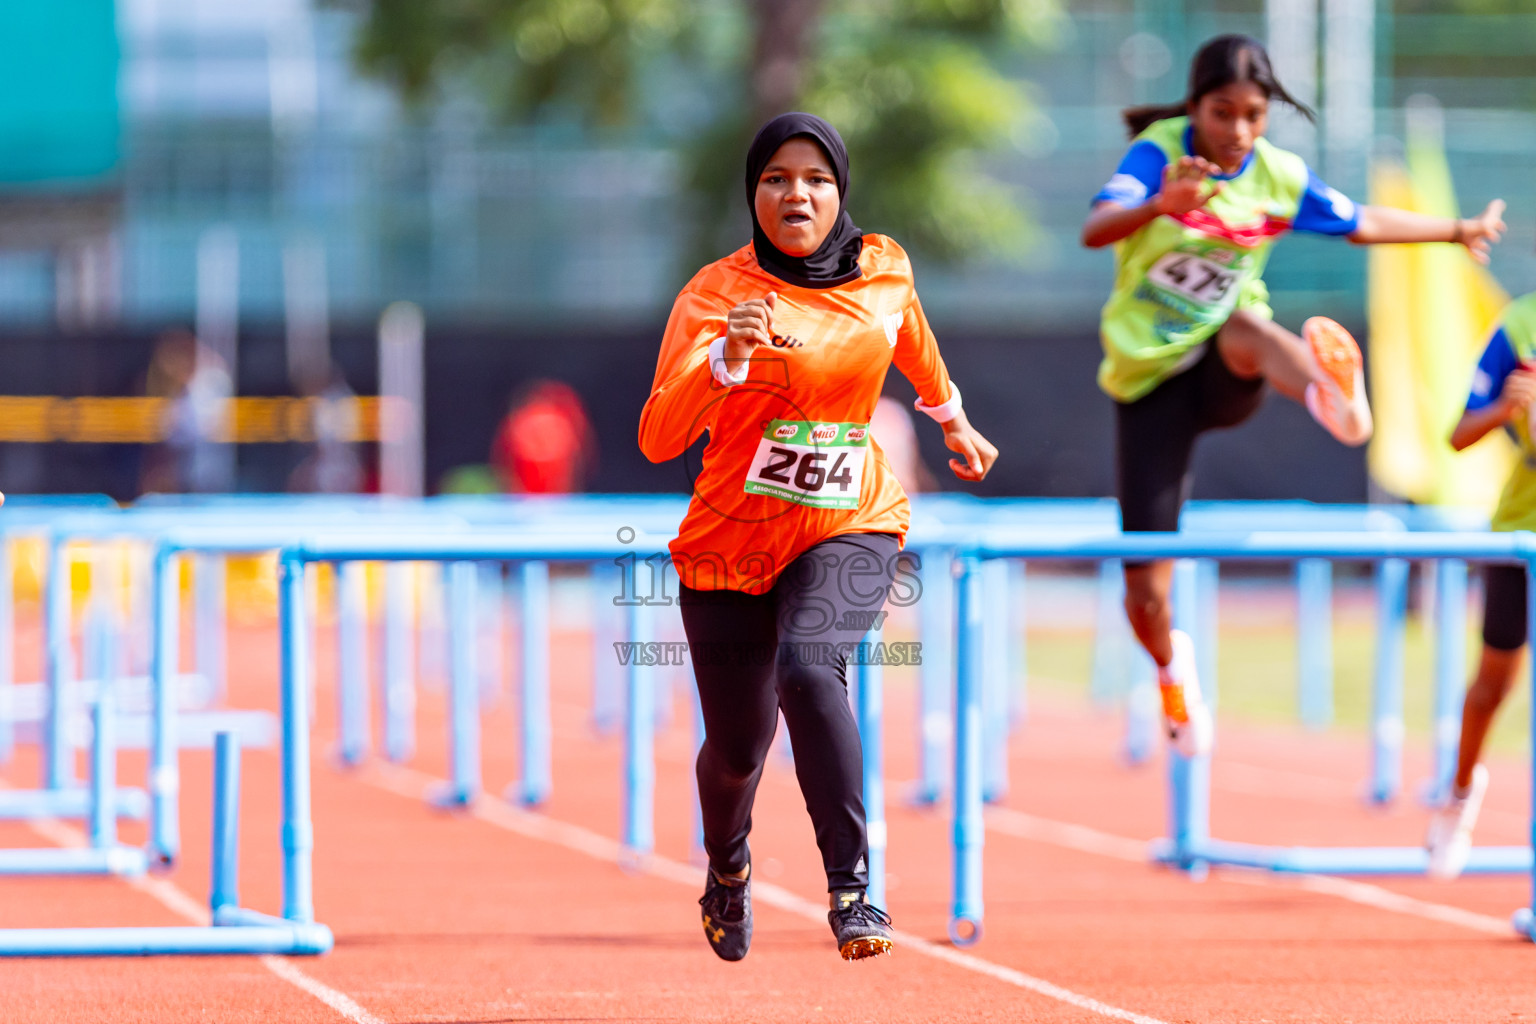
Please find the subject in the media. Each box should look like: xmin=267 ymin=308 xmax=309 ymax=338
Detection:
xmin=639 ymin=235 xmax=955 ymax=594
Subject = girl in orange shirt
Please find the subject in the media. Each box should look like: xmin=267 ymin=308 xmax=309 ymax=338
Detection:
xmin=640 ymin=113 xmax=997 ymax=961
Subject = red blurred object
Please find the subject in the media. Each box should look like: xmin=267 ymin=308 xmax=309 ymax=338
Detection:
xmin=490 ymin=380 xmax=598 ymax=494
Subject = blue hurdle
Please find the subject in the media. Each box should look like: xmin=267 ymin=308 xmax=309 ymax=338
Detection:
xmin=0 ymin=710 xmax=332 ymax=955
xmin=280 ymin=532 xmax=676 ymax=858
xmin=907 ymin=497 xmax=1482 ymax=809
xmin=953 ymin=528 xmax=1536 ymax=947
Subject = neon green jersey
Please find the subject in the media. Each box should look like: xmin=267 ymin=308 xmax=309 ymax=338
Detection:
xmin=1093 ymin=117 xmax=1360 ymax=402
xmin=1467 ymin=294 xmax=1536 ymax=532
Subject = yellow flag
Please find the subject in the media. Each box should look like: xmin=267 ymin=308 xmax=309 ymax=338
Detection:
xmin=1366 ymin=124 xmax=1513 ymax=511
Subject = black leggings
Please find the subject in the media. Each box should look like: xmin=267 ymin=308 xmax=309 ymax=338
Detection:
xmin=1116 ymin=339 xmax=1267 ymax=533
xmin=1483 ymin=564 xmax=1529 ymax=652
xmin=679 ymin=531 xmax=900 ymax=893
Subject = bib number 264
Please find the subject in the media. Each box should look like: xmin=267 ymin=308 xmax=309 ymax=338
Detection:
xmin=744 ymin=420 xmax=869 ymax=510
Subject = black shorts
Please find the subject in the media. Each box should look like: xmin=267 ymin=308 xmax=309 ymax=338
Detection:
xmin=1115 ymin=340 xmax=1266 ymax=534
xmin=1483 ymin=564 xmax=1528 ymax=651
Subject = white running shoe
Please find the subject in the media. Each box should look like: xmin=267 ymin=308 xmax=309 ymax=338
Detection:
xmin=1159 ymin=629 xmax=1213 ymax=759
xmin=1302 ymin=316 xmax=1373 ymax=447
xmin=1426 ymin=764 xmax=1490 ymax=880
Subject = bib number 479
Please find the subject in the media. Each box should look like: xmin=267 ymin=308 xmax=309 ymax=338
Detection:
xmin=1152 ymin=254 xmax=1235 ymax=304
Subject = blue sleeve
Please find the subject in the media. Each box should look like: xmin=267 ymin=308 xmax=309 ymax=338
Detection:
xmin=1466 ymin=327 xmax=1519 ymax=411
xmin=1292 ymin=168 xmax=1362 ymax=236
xmin=1091 ymin=141 xmax=1167 ymax=208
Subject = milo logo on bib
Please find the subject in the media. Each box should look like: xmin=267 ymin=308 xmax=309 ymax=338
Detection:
xmin=745 ymin=419 xmax=870 ymax=510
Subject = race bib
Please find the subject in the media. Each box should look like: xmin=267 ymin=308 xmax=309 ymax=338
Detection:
xmin=1146 ymin=250 xmax=1240 ymax=311
xmin=744 ymin=420 xmax=869 ymax=510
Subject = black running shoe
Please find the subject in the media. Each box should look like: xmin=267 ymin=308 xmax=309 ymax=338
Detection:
xmin=828 ymin=890 xmax=894 ymax=960
xmin=699 ymin=867 xmax=752 ymax=961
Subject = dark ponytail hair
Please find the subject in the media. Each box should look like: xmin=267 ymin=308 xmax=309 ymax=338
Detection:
xmin=1121 ymin=34 xmax=1316 ymax=138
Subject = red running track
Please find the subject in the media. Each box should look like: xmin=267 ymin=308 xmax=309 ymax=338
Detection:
xmin=1 ymin=619 xmax=1534 ymax=1023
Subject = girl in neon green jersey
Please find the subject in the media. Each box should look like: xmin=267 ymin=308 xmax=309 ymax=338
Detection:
xmin=1082 ymin=34 xmax=1506 ymax=756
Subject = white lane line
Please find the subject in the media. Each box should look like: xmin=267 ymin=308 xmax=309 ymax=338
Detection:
xmin=259 ymin=955 xmax=386 ymax=1024
xmin=1248 ymin=873 xmax=1513 ymax=937
xmin=985 ymin=806 xmax=1151 ymax=863
xmin=983 ymin=806 xmax=1517 ymax=937
xmin=1215 ymin=760 xmax=1527 ymax=828
xmin=361 ymin=762 xmax=1173 ymax=1024
xmin=4 ymin=783 xmax=384 ymax=1024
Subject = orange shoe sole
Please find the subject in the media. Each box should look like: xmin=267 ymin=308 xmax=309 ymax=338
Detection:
xmin=1303 ymin=316 xmax=1362 ymax=402
xmin=840 ymin=936 xmax=893 ymax=960
xmin=1159 ymin=682 xmax=1189 ymax=725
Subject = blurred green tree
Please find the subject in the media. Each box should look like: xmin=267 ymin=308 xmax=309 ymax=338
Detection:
xmin=342 ymin=0 xmax=1064 ymax=267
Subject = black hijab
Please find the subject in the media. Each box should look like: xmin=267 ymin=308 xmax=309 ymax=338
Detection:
xmin=744 ymin=113 xmax=865 ymax=289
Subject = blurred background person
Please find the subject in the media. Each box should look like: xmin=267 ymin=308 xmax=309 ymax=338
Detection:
xmin=287 ymin=361 xmax=365 ymax=494
xmin=490 ymin=379 xmax=597 ymax=495
xmin=141 ymin=327 xmax=233 ymax=494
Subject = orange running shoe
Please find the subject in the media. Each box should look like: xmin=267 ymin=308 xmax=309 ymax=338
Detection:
xmin=1159 ymin=629 xmax=1212 ymax=759
xmin=1302 ymin=316 xmax=1373 ymax=446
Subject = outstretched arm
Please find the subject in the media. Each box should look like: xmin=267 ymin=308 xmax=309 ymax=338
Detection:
xmin=1350 ymin=199 xmax=1506 ymax=264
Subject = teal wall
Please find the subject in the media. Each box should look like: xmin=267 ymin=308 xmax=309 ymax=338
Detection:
xmin=0 ymin=0 xmax=119 ymax=187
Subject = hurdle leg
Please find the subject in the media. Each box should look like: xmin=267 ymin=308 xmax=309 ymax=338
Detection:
xmin=436 ymin=561 xmax=481 ymax=806
xmin=0 ymin=536 xmax=13 ymax=765
xmin=481 ymin=563 xmax=506 ymax=706
xmin=949 ymin=556 xmax=983 ymax=945
xmin=510 ymin=560 xmax=551 ymax=807
xmin=1427 ymin=558 xmax=1468 ymax=805
xmin=590 ymin=561 xmax=622 ymax=735
xmin=1515 ymin=555 xmax=1536 ymax=942
xmin=210 ymin=731 xmax=240 ymax=915
xmin=44 ymin=535 xmax=74 ymax=790
xmin=689 ymin=659 xmax=705 ymax=865
xmin=1010 ymin=560 xmax=1027 ymax=729
xmin=981 ymin=558 xmax=1010 ymax=804
xmin=1091 ymin=558 xmax=1127 ymax=708
xmin=1369 ymin=558 xmax=1409 ymax=805
xmin=1122 ymin=651 xmax=1159 ymax=767
xmin=382 ymin=561 xmax=416 ymax=764
xmin=1196 ymin=558 xmax=1219 ymax=706
xmin=195 ymin=554 xmax=227 ymax=705
xmin=149 ymin=546 xmax=181 ymax=865
xmin=337 ymin=560 xmax=369 ymax=766
xmin=857 ymin=635 xmax=887 ymax=909
xmin=623 ymin=601 xmax=654 ymax=856
xmin=1296 ymin=558 xmax=1334 ymax=730
xmin=1164 ymin=558 xmax=1212 ymax=877
xmin=914 ymin=546 xmax=952 ymax=805
xmin=278 ymin=553 xmax=317 ymax=923
xmin=1110 ymin=558 xmax=1159 ymax=767
xmin=89 ymin=665 xmax=115 ymax=851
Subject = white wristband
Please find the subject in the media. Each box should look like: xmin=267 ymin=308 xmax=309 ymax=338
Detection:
xmin=707 ymin=336 xmax=749 ymax=387
xmin=914 ymin=383 xmax=962 ymax=424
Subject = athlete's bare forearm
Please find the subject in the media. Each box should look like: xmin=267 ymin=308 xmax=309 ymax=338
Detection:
xmin=1082 ymin=200 xmax=1163 ymax=249
xmin=1348 ymin=205 xmax=1459 ymax=245
xmin=1450 ymin=405 xmax=1510 ymax=451
xmin=1349 ymin=199 xmax=1505 ymax=264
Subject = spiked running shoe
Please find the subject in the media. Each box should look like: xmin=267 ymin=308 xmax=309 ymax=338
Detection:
xmin=1302 ymin=316 xmax=1373 ymax=447
xmin=699 ymin=867 xmax=752 ymax=961
xmin=1160 ymin=629 xmax=1213 ymax=759
xmin=829 ymin=890 xmax=894 ymax=960
xmin=1426 ymin=764 xmax=1490 ymax=880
